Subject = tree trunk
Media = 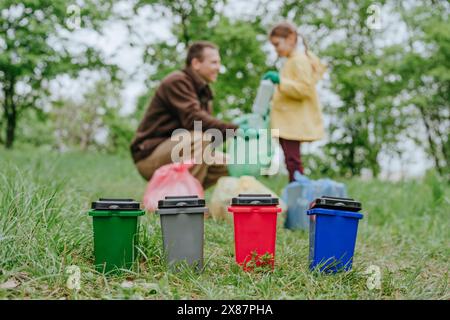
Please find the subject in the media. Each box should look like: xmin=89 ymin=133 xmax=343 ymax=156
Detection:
xmin=0 ymin=111 xmax=4 ymax=145
xmin=431 ymin=108 xmax=449 ymax=168
xmin=418 ymin=105 xmax=443 ymax=175
xmin=172 ymin=2 xmax=190 ymax=46
xmin=180 ymin=12 xmax=190 ymax=45
xmin=4 ymin=77 xmax=16 ymax=149
xmin=5 ymin=111 xmax=16 ymax=149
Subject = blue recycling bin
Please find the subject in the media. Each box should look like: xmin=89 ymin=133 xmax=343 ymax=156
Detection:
xmin=307 ymin=200 xmax=363 ymax=273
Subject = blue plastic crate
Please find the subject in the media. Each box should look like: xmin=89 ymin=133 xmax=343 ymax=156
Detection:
xmin=282 ymin=172 xmax=347 ymax=230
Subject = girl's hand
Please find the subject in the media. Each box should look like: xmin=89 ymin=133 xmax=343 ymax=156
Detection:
xmin=262 ymin=71 xmax=280 ymax=84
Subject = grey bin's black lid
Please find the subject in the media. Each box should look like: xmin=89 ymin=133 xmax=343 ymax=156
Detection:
xmin=308 ymin=196 xmax=362 ymax=212
xmin=158 ymin=195 xmax=206 ymax=209
xmin=231 ymin=194 xmax=279 ymax=206
xmin=91 ymin=198 xmax=141 ymax=211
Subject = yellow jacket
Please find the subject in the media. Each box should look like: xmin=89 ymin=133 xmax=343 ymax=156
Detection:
xmin=270 ymin=50 xmax=327 ymax=141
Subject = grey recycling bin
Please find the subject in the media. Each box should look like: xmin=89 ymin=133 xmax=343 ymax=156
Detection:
xmin=156 ymin=196 xmax=208 ymax=271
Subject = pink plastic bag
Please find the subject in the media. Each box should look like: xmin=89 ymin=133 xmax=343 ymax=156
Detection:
xmin=143 ymin=162 xmax=204 ymax=211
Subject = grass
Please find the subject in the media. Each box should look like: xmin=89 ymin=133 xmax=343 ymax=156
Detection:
xmin=0 ymin=147 xmax=449 ymax=299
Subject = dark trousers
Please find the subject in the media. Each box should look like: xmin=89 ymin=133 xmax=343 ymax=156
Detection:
xmin=279 ymin=137 xmax=304 ymax=182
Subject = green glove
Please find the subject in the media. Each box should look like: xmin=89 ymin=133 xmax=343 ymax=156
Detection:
xmin=262 ymin=71 xmax=280 ymax=84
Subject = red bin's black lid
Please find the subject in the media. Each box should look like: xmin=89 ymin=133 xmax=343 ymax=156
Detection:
xmin=231 ymin=194 xmax=279 ymax=206
xmin=158 ymin=195 xmax=206 ymax=209
xmin=308 ymin=196 xmax=362 ymax=212
xmin=91 ymin=198 xmax=141 ymax=211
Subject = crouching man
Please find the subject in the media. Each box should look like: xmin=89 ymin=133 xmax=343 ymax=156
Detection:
xmin=130 ymin=41 xmax=238 ymax=189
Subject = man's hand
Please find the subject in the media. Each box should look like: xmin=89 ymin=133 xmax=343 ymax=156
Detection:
xmin=232 ymin=115 xmax=249 ymax=128
xmin=262 ymin=71 xmax=280 ymax=84
xmin=236 ymin=126 xmax=259 ymax=139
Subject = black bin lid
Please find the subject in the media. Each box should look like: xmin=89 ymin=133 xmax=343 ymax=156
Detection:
xmin=231 ymin=194 xmax=279 ymax=206
xmin=309 ymin=196 xmax=362 ymax=212
xmin=91 ymin=198 xmax=141 ymax=211
xmin=158 ymin=195 xmax=205 ymax=209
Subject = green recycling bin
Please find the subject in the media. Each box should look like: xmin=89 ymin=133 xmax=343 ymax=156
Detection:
xmin=89 ymin=198 xmax=145 ymax=273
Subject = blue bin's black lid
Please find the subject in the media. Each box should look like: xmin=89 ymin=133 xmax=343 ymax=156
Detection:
xmin=231 ymin=194 xmax=279 ymax=206
xmin=91 ymin=198 xmax=141 ymax=211
xmin=158 ymin=195 xmax=206 ymax=209
xmin=308 ymin=196 xmax=362 ymax=212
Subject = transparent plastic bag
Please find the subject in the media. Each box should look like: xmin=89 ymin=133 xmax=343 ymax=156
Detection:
xmin=210 ymin=175 xmax=286 ymax=221
xmin=282 ymin=171 xmax=347 ymax=230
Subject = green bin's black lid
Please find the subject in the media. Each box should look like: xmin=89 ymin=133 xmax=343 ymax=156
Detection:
xmin=308 ymin=196 xmax=362 ymax=212
xmin=231 ymin=194 xmax=279 ymax=206
xmin=91 ymin=198 xmax=141 ymax=211
xmin=158 ymin=195 xmax=205 ymax=209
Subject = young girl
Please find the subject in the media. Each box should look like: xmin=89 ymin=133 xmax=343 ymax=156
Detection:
xmin=263 ymin=22 xmax=327 ymax=182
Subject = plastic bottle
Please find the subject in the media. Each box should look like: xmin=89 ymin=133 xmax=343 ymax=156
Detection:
xmin=252 ymin=80 xmax=275 ymax=115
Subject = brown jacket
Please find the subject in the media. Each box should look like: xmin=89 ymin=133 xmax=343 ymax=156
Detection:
xmin=130 ymin=67 xmax=238 ymax=163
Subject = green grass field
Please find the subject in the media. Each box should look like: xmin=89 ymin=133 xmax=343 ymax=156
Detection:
xmin=0 ymin=148 xmax=449 ymax=299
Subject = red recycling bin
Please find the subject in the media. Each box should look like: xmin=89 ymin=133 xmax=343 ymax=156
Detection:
xmin=228 ymin=194 xmax=282 ymax=270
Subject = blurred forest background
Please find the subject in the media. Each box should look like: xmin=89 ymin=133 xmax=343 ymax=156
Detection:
xmin=0 ymin=0 xmax=449 ymax=181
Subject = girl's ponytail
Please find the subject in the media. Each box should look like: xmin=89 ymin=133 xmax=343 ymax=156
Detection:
xmin=299 ymin=33 xmax=310 ymax=58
